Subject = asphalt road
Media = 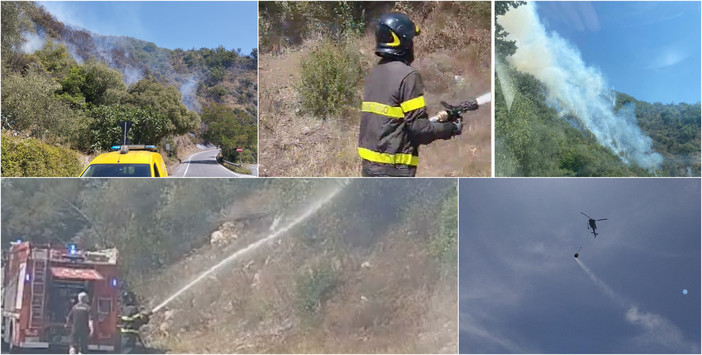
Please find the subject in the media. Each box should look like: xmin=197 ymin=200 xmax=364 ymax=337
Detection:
xmin=170 ymin=149 xmax=255 ymax=178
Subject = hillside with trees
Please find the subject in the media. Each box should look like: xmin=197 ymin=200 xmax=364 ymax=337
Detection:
xmin=1 ymin=2 xmax=257 ymax=176
xmin=495 ymin=1 xmax=700 ymax=177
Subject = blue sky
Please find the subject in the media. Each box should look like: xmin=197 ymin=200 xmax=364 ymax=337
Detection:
xmin=459 ymin=178 xmax=700 ymax=353
xmin=535 ymin=1 xmax=701 ymax=104
xmin=38 ymin=1 xmax=258 ymax=52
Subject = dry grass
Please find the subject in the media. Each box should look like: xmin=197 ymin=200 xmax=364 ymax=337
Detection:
xmin=259 ymin=2 xmax=491 ymax=177
xmin=136 ymin=190 xmax=456 ymax=353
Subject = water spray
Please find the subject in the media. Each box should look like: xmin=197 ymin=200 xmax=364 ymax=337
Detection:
xmin=150 ymin=183 xmax=348 ymax=313
xmin=429 ymin=92 xmax=490 ymax=122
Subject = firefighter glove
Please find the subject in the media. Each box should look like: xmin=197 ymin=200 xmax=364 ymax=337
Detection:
xmin=452 ymin=120 xmax=463 ymax=136
xmin=461 ymin=99 xmax=479 ymax=111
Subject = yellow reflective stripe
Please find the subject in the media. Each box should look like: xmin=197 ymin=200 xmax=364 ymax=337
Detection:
xmin=120 ymin=328 xmax=140 ymax=334
xmin=361 ymin=102 xmax=404 ymax=119
xmin=120 ymin=315 xmax=136 ymax=321
xmin=358 ymin=147 xmax=418 ymax=166
xmin=399 ymin=96 xmax=426 ymax=113
xmin=386 ymin=31 xmax=400 ymax=47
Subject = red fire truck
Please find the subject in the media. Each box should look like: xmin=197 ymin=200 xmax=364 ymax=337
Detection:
xmin=2 ymin=241 xmax=121 ymax=352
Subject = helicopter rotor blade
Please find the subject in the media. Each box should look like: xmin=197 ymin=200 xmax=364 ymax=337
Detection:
xmin=596 ymin=218 xmax=608 ymax=221
xmin=580 ymin=212 xmax=593 ymax=219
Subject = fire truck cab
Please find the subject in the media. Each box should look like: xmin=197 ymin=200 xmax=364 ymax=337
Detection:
xmin=2 ymin=241 xmax=121 ymax=352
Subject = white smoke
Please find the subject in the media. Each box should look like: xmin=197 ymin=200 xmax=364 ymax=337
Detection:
xmin=498 ymin=3 xmax=664 ymax=171
xmin=123 ymin=66 xmax=144 ymax=86
xmin=576 ymin=259 xmax=697 ymax=353
xmin=180 ymin=76 xmax=200 ymax=112
xmin=20 ymin=31 xmax=45 ymax=54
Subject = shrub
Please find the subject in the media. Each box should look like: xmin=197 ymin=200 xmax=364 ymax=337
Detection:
xmin=296 ymin=264 xmax=339 ymax=316
xmin=297 ymin=39 xmax=362 ymax=119
xmin=431 ymin=191 xmax=458 ymax=269
xmin=1 ymin=133 xmax=82 ymax=177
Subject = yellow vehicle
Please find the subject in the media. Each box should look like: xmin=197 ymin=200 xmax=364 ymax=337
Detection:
xmin=80 ymin=145 xmax=168 ymax=177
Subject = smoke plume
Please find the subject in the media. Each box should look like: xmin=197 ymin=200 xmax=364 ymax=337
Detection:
xmin=576 ymin=258 xmax=697 ymax=353
xmin=20 ymin=31 xmax=45 ymax=54
xmin=498 ymin=3 xmax=664 ymax=171
xmin=180 ymin=76 xmax=201 ymax=112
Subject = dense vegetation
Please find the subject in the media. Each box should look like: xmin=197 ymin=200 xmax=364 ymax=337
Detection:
xmin=1 ymin=2 xmax=257 ymax=176
xmin=1 ymin=133 xmax=82 ymax=177
xmin=261 ymin=1 xmax=491 ymax=120
xmin=495 ymin=2 xmax=700 ymax=177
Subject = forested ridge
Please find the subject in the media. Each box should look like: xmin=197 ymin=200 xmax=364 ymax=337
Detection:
xmin=495 ymin=2 xmax=700 ymax=177
xmin=1 ymin=2 xmax=257 ymax=176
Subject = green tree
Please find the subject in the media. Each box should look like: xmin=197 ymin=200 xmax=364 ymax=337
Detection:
xmin=125 ymin=78 xmax=201 ymax=135
xmin=85 ymin=104 xmax=169 ymax=152
xmin=201 ymin=104 xmax=257 ymax=162
xmin=1 ymin=70 xmax=85 ymax=143
xmin=82 ymin=61 xmax=127 ymax=106
xmin=35 ymin=40 xmax=77 ymax=78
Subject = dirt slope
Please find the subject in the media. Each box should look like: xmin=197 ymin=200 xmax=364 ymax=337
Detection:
xmin=259 ymin=2 xmax=491 ymax=177
xmin=135 ymin=182 xmax=457 ymax=353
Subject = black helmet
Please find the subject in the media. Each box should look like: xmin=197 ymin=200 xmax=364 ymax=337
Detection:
xmin=375 ymin=13 xmax=420 ymax=62
xmin=121 ymin=290 xmax=136 ymax=305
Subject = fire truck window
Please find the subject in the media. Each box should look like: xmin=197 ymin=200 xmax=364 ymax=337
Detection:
xmin=98 ymin=298 xmax=112 ymax=315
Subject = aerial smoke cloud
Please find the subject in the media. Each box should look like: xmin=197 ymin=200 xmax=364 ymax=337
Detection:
xmin=498 ymin=3 xmax=663 ymax=171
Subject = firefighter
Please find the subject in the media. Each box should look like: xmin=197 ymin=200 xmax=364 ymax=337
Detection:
xmin=66 ymin=292 xmax=93 ymax=354
xmin=118 ymin=291 xmax=151 ymax=354
xmin=358 ymin=12 xmax=463 ymax=177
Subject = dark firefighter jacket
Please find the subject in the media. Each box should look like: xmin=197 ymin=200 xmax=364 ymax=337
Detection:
xmin=358 ymin=59 xmax=454 ymax=176
xmin=67 ymin=301 xmax=92 ymax=333
xmin=119 ymin=305 xmax=149 ymax=335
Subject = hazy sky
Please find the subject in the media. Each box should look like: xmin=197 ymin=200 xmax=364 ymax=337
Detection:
xmin=459 ymin=178 xmax=700 ymax=353
xmin=37 ymin=1 xmax=258 ymax=52
xmin=534 ymin=1 xmax=701 ymax=104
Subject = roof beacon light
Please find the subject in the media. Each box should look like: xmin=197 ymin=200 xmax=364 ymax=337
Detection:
xmin=67 ymin=243 xmax=78 ymax=256
xmin=111 ymin=278 xmax=119 ymax=287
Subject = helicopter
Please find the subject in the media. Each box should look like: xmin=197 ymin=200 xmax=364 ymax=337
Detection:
xmin=574 ymin=212 xmax=608 ymax=258
xmin=581 ymin=212 xmax=607 ymax=238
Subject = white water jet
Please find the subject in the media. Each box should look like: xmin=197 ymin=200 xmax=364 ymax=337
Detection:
xmin=476 ymin=92 xmax=492 ymax=106
xmin=152 ymin=183 xmax=347 ymax=313
xmin=495 ymin=59 xmax=515 ymax=111
xmin=575 ymin=258 xmax=626 ymax=307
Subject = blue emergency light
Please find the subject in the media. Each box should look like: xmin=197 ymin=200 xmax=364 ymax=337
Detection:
xmin=16 ymin=238 xmax=22 ymax=243
xmin=111 ymin=278 xmax=119 ymax=287
xmin=111 ymin=145 xmax=121 ymax=151
xmin=25 ymin=273 xmax=31 ymax=282
xmin=67 ymin=243 xmax=78 ymax=255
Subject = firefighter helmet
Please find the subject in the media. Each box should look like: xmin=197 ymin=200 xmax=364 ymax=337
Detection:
xmin=375 ymin=13 xmax=420 ymax=61
xmin=122 ymin=290 xmax=136 ymax=305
